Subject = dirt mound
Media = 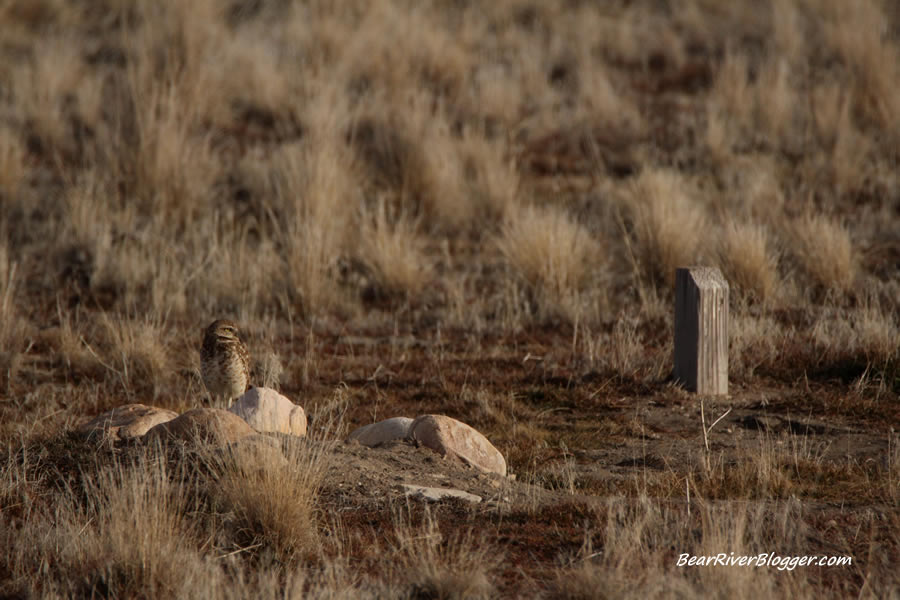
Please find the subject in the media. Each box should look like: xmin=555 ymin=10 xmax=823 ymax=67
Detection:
xmin=304 ymin=438 xmax=560 ymax=511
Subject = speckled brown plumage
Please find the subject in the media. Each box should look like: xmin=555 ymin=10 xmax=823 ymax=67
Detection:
xmin=200 ymin=319 xmax=250 ymax=406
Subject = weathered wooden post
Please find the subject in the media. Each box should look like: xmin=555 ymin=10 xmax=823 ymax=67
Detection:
xmin=674 ymin=267 xmax=728 ymax=395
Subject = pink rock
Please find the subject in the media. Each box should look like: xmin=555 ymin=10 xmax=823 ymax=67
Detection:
xmin=409 ymin=414 xmax=507 ymax=476
xmin=143 ymin=408 xmax=255 ymax=445
xmin=77 ymin=404 xmax=178 ymax=441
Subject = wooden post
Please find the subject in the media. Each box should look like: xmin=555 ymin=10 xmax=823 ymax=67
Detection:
xmin=674 ymin=267 xmax=728 ymax=395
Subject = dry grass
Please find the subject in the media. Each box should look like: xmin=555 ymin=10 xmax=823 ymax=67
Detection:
xmin=95 ymin=314 xmax=174 ymax=399
xmin=717 ymin=221 xmax=779 ymax=303
xmin=0 ymin=0 xmax=898 ymax=596
xmin=549 ymin=497 xmax=825 ymax=599
xmin=359 ymin=200 xmax=434 ymax=301
xmin=387 ymin=506 xmax=499 ymax=599
xmin=789 ymin=214 xmax=856 ymax=295
xmin=0 ymin=243 xmax=25 ymax=391
xmin=497 ymin=202 xmax=602 ymax=322
xmin=206 ymin=437 xmax=329 ymax=563
xmin=625 ymin=169 xmax=708 ymax=288
xmin=820 ymin=0 xmax=900 ymax=130
xmin=277 ymin=139 xmax=357 ymax=318
xmin=3 ymin=453 xmax=208 ymax=598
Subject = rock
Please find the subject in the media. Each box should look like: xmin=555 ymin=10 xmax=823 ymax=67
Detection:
xmin=402 ymin=484 xmax=482 ymax=503
xmin=347 ymin=417 xmax=413 ymax=447
xmin=228 ymin=387 xmax=307 ymax=437
xmin=220 ymin=434 xmax=287 ymax=469
xmin=409 ymin=415 xmax=507 ymax=477
xmin=143 ymin=408 xmax=255 ymax=446
xmin=77 ymin=404 xmax=178 ymax=441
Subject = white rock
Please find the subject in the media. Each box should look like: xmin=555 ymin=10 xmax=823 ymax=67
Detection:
xmin=409 ymin=414 xmax=507 ymax=476
xmin=77 ymin=404 xmax=178 ymax=441
xmin=402 ymin=484 xmax=482 ymax=503
xmin=229 ymin=387 xmax=307 ymax=437
xmin=347 ymin=417 xmax=413 ymax=447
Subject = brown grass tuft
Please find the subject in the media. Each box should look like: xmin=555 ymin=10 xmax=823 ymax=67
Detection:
xmin=625 ymin=169 xmax=708 ymax=288
xmin=359 ymin=200 xmax=434 ymax=301
xmin=0 ymin=244 xmax=26 ymax=391
xmin=497 ymin=202 xmax=601 ymax=322
xmin=389 ymin=507 xmax=498 ymax=599
xmin=96 ymin=314 xmax=173 ymax=397
xmin=7 ymin=454 xmax=210 ymax=598
xmin=717 ymin=221 xmax=779 ymax=303
xmin=0 ymin=127 xmax=25 ymax=198
xmin=789 ymin=214 xmax=856 ymax=294
xmin=821 ymin=0 xmax=900 ymax=130
xmin=276 ymin=138 xmax=357 ymax=318
xmin=207 ymin=437 xmax=330 ymax=563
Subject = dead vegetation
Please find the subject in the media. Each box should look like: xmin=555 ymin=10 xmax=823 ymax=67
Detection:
xmin=0 ymin=0 xmax=898 ymax=596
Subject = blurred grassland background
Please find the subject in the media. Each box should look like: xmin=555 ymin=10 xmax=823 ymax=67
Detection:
xmin=0 ymin=0 xmax=898 ymax=597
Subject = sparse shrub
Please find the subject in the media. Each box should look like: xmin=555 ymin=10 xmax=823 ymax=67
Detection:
xmin=207 ymin=437 xmax=329 ymax=563
xmin=717 ymin=221 xmax=778 ymax=303
xmin=789 ymin=214 xmax=856 ymax=294
xmin=358 ymin=199 xmax=433 ymax=301
xmin=276 ymin=140 xmax=357 ymax=318
xmin=497 ymin=202 xmax=601 ymax=322
xmin=625 ymin=169 xmax=708 ymax=288
xmin=11 ymin=455 xmax=211 ymax=598
xmin=390 ymin=508 xmax=497 ymax=600
xmin=97 ymin=315 xmax=173 ymax=397
xmin=729 ymin=311 xmax=782 ymax=380
xmin=0 ymin=127 xmax=25 ymax=198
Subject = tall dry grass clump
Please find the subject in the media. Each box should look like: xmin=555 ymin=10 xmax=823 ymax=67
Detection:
xmin=0 ymin=242 xmax=26 ymax=391
xmin=96 ymin=314 xmax=174 ymax=398
xmin=497 ymin=202 xmax=601 ymax=322
xmin=388 ymin=507 xmax=498 ymax=599
xmin=820 ymin=0 xmax=900 ymax=131
xmin=359 ymin=200 xmax=434 ymax=301
xmin=550 ymin=497 xmax=825 ymax=599
xmin=788 ymin=214 xmax=856 ymax=294
xmin=812 ymin=301 xmax=899 ymax=366
xmin=6 ymin=455 xmax=210 ymax=598
xmin=828 ymin=92 xmax=872 ymax=196
xmin=0 ymin=127 xmax=24 ymax=198
xmin=206 ymin=437 xmax=330 ymax=563
xmin=717 ymin=221 xmax=779 ymax=303
xmin=275 ymin=137 xmax=358 ymax=318
xmin=625 ymin=169 xmax=708 ymax=288
xmin=117 ymin=1 xmax=224 ymax=214
xmin=729 ymin=312 xmax=782 ymax=380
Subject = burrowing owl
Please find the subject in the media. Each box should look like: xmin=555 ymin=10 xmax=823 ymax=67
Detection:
xmin=200 ymin=319 xmax=250 ymax=406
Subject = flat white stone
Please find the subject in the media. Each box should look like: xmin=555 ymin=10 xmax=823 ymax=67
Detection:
xmin=347 ymin=417 xmax=413 ymax=446
xmin=402 ymin=484 xmax=482 ymax=503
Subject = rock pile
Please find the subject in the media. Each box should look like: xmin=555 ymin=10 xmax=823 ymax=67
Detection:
xmin=76 ymin=388 xmax=510 ymax=502
xmin=346 ymin=414 xmax=507 ymax=477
